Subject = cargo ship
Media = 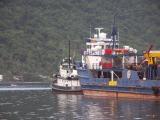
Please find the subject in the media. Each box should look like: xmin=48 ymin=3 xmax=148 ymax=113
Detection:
xmin=77 ymin=24 xmax=160 ymax=100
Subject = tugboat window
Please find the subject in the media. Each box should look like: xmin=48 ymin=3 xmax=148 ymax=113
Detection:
xmin=87 ymin=45 xmax=91 ymax=49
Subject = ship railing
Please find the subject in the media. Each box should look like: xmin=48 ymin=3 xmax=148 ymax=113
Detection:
xmin=91 ymin=63 xmax=125 ymax=70
xmin=84 ymin=50 xmax=103 ymax=56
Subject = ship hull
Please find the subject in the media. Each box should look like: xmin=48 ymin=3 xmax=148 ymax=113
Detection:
xmin=52 ymin=77 xmax=82 ymax=93
xmin=81 ymin=85 xmax=160 ymax=100
xmin=83 ymin=90 xmax=160 ymax=100
xmin=77 ymin=68 xmax=160 ymax=100
xmin=52 ymin=84 xmax=82 ymax=93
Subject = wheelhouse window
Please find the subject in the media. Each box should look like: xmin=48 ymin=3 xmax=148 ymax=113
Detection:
xmin=87 ymin=45 xmax=91 ymax=49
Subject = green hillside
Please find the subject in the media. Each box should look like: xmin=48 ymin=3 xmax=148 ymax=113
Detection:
xmin=0 ymin=0 xmax=160 ymax=76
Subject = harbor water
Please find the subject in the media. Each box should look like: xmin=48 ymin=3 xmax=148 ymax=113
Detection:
xmin=0 ymin=89 xmax=160 ymax=120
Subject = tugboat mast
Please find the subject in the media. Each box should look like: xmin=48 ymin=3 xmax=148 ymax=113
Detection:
xmin=68 ymin=40 xmax=71 ymax=69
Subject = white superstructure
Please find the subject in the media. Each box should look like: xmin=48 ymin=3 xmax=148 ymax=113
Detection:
xmin=52 ymin=58 xmax=81 ymax=91
xmin=59 ymin=58 xmax=78 ymax=79
xmin=82 ymin=28 xmax=138 ymax=70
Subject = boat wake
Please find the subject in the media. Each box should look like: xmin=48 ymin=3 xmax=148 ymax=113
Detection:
xmin=0 ymin=87 xmax=51 ymax=91
xmin=0 ymin=82 xmax=52 ymax=91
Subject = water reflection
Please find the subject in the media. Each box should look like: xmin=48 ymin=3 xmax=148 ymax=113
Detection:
xmin=79 ymin=96 xmax=160 ymax=120
xmin=0 ymin=91 xmax=160 ymax=120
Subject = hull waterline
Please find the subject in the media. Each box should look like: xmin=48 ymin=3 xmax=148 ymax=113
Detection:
xmin=82 ymin=89 xmax=160 ymax=100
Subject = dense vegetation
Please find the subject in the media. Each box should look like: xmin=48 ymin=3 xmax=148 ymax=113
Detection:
xmin=0 ymin=0 xmax=160 ymax=76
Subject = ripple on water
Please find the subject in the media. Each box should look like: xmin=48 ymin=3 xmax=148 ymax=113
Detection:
xmin=45 ymin=107 xmax=53 ymax=111
xmin=133 ymin=118 xmax=143 ymax=120
xmin=60 ymin=111 xmax=66 ymax=114
xmin=26 ymin=112 xmax=37 ymax=116
xmin=41 ymin=104 xmax=50 ymax=107
xmin=24 ymin=117 xmax=32 ymax=120
xmin=13 ymin=111 xmax=19 ymax=114
xmin=0 ymin=102 xmax=13 ymax=106
xmin=0 ymin=91 xmax=160 ymax=120
xmin=73 ymin=116 xmax=84 ymax=120
xmin=38 ymin=107 xmax=53 ymax=112
xmin=16 ymin=99 xmax=24 ymax=104
xmin=48 ymin=116 xmax=54 ymax=119
xmin=37 ymin=108 xmax=44 ymax=111
xmin=0 ymin=112 xmax=12 ymax=117
xmin=25 ymin=96 xmax=33 ymax=100
xmin=37 ymin=117 xmax=47 ymax=120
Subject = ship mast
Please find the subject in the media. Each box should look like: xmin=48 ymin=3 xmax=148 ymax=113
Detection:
xmin=111 ymin=15 xmax=118 ymax=49
xmin=68 ymin=40 xmax=71 ymax=69
xmin=89 ymin=24 xmax=92 ymax=38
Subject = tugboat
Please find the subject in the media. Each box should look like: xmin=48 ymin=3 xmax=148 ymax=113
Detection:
xmin=77 ymin=20 xmax=160 ymax=100
xmin=52 ymin=41 xmax=81 ymax=93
